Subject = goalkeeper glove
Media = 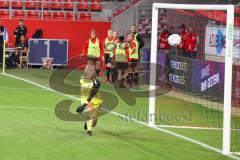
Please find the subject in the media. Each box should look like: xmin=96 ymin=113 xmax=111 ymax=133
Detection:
xmin=76 ymin=104 xmax=87 ymax=113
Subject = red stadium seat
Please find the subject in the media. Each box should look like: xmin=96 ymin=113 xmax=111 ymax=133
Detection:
xmin=41 ymin=0 xmax=51 ymax=10
xmin=90 ymin=3 xmax=102 ymax=11
xmin=53 ymin=12 xmax=64 ymax=20
xmin=51 ymin=0 xmax=63 ymax=10
xmin=0 ymin=1 xmax=10 ymax=9
xmin=12 ymin=1 xmax=24 ymax=9
xmin=43 ymin=11 xmax=52 ymax=19
xmin=77 ymin=0 xmax=89 ymax=11
xmin=64 ymin=0 xmax=74 ymax=11
xmin=80 ymin=12 xmax=91 ymax=21
xmin=27 ymin=11 xmax=39 ymax=19
xmin=66 ymin=12 xmax=74 ymax=20
xmin=26 ymin=1 xmax=37 ymax=10
xmin=13 ymin=10 xmax=25 ymax=19
xmin=0 ymin=10 xmax=10 ymax=18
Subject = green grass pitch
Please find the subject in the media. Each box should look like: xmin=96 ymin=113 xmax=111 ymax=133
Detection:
xmin=0 ymin=69 xmax=239 ymax=160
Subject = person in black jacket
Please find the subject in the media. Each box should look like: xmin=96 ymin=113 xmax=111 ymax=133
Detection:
xmin=13 ymin=19 xmax=27 ymax=46
xmin=131 ymin=24 xmax=144 ymax=59
xmin=0 ymin=20 xmax=5 ymax=64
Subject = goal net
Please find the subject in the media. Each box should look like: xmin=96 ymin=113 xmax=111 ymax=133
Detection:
xmin=148 ymin=3 xmax=239 ymax=156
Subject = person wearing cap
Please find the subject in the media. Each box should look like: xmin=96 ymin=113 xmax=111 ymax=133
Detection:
xmin=82 ymin=29 xmax=104 ymax=77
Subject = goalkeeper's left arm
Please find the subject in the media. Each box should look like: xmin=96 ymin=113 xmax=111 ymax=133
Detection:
xmin=76 ymin=77 xmax=101 ymax=113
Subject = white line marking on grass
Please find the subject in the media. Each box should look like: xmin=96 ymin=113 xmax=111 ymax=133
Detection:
xmin=0 ymin=86 xmax=47 ymax=91
xmin=157 ymin=125 xmax=222 ymax=130
xmin=0 ymin=105 xmax=73 ymax=111
xmin=156 ymin=125 xmax=240 ymax=131
xmin=0 ymin=105 xmax=55 ymax=110
xmin=3 ymin=73 xmax=240 ymax=160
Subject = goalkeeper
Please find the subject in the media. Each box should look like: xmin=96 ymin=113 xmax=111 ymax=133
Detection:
xmin=76 ymin=65 xmax=102 ymax=136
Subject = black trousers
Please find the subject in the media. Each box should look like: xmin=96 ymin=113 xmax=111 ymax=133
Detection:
xmin=0 ymin=42 xmax=3 ymax=64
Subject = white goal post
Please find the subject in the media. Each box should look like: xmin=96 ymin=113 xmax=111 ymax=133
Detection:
xmin=149 ymin=3 xmax=235 ymax=155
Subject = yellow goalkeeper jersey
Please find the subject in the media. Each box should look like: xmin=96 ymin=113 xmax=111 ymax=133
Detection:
xmin=80 ymin=77 xmax=102 ymax=106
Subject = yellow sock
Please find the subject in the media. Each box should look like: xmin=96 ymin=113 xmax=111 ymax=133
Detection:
xmin=87 ymin=119 xmax=93 ymax=131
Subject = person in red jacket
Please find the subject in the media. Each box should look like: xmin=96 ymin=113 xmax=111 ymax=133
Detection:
xmin=177 ymin=24 xmax=187 ymax=56
xmin=102 ymin=29 xmax=115 ymax=82
xmin=185 ymin=27 xmax=198 ymax=58
xmin=158 ymin=24 xmax=170 ymax=54
xmin=82 ymin=29 xmax=104 ymax=77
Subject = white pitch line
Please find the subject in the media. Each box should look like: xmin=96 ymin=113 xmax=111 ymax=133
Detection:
xmin=156 ymin=125 xmax=240 ymax=131
xmin=0 ymin=86 xmax=47 ymax=91
xmin=3 ymin=73 xmax=240 ymax=160
xmin=0 ymin=105 xmax=52 ymax=110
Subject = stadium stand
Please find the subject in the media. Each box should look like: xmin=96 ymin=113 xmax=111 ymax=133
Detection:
xmin=12 ymin=1 xmax=24 ymax=9
xmin=0 ymin=10 xmax=9 ymax=18
xmin=77 ymin=0 xmax=90 ymax=11
xmin=27 ymin=11 xmax=40 ymax=19
xmin=51 ymin=0 xmax=63 ymax=10
xmin=0 ymin=0 xmax=10 ymax=9
xmin=26 ymin=1 xmax=38 ymax=10
xmin=0 ymin=0 xmax=128 ymax=21
xmin=64 ymin=0 xmax=75 ymax=11
xmin=13 ymin=10 xmax=25 ymax=19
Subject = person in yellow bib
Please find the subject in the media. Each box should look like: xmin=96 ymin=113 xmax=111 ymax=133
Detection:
xmin=76 ymin=64 xmax=102 ymax=136
xmin=126 ymin=33 xmax=140 ymax=87
xmin=102 ymin=29 xmax=115 ymax=82
xmin=82 ymin=29 xmax=104 ymax=77
xmin=113 ymin=36 xmax=129 ymax=88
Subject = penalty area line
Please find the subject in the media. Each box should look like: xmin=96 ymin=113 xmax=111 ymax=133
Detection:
xmin=3 ymin=73 xmax=240 ymax=160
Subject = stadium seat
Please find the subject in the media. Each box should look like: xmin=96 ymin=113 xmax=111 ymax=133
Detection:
xmin=0 ymin=10 xmax=10 ymax=18
xmin=80 ymin=12 xmax=92 ymax=21
xmin=41 ymin=0 xmax=51 ymax=10
xmin=26 ymin=0 xmax=38 ymax=10
xmin=12 ymin=1 xmax=24 ymax=9
xmin=0 ymin=1 xmax=10 ymax=9
xmin=66 ymin=12 xmax=74 ymax=20
xmin=51 ymin=0 xmax=63 ymax=10
xmin=27 ymin=11 xmax=39 ymax=19
xmin=90 ymin=0 xmax=102 ymax=12
xmin=13 ymin=10 xmax=25 ymax=19
xmin=64 ymin=0 xmax=74 ymax=11
xmin=43 ymin=11 xmax=52 ymax=19
xmin=77 ymin=0 xmax=89 ymax=11
xmin=53 ymin=12 xmax=65 ymax=20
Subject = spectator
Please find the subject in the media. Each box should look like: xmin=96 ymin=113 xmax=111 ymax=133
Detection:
xmin=0 ymin=20 xmax=5 ymax=65
xmin=130 ymin=24 xmax=144 ymax=60
xmin=177 ymin=24 xmax=187 ymax=57
xmin=185 ymin=27 xmax=199 ymax=58
xmin=158 ymin=24 xmax=170 ymax=54
xmin=13 ymin=19 xmax=27 ymax=46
